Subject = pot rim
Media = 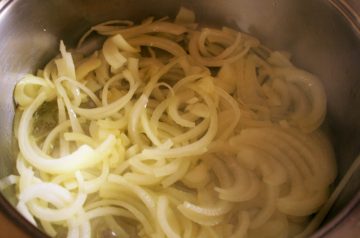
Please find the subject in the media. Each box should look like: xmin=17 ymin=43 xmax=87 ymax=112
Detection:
xmin=0 ymin=0 xmax=359 ymax=237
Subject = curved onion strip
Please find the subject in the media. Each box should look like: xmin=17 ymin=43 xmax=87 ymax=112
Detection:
xmin=87 ymin=199 xmax=154 ymax=235
xmin=157 ymin=196 xmax=181 ymax=238
xmin=129 ymin=35 xmax=186 ymax=57
xmin=189 ymin=31 xmax=250 ymax=67
xmin=27 ymin=173 xmax=87 ymax=222
xmin=177 ymin=203 xmax=226 ymax=226
xmin=229 ymin=212 xmax=250 ymax=238
xmin=215 ymin=87 xmax=240 ymax=140
xmin=142 ymin=88 xmax=218 ymax=158
xmin=250 ymin=185 xmax=278 ymax=229
xmin=100 ymin=21 xmax=187 ymax=39
xmin=19 ymin=182 xmax=72 ymax=206
xmin=42 ymin=120 xmax=72 ymax=153
xmin=108 ymin=174 xmax=156 ymax=212
xmin=76 ymin=71 xmax=137 ymax=119
xmin=17 ymin=93 xmax=116 ymax=174
xmin=274 ymin=68 xmax=326 ymax=132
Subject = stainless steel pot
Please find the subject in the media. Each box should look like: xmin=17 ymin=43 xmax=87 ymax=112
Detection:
xmin=0 ymin=0 xmax=359 ymax=237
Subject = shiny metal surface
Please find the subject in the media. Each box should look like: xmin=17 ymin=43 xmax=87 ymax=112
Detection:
xmin=0 ymin=0 xmax=359 ymax=237
xmin=330 ymin=0 xmax=360 ymax=34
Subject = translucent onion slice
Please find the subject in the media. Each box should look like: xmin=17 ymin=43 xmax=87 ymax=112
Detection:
xmin=157 ymin=196 xmax=181 ymax=238
xmin=177 ymin=200 xmax=232 ymax=226
xmin=18 ymin=93 xmax=116 ymax=174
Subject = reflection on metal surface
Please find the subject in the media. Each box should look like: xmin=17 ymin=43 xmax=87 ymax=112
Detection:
xmin=0 ymin=0 xmax=13 ymax=13
xmin=329 ymin=0 xmax=360 ymax=35
xmin=326 ymin=192 xmax=360 ymax=238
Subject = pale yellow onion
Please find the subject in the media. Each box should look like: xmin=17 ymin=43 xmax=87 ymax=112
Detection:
xmin=157 ymin=196 xmax=181 ymax=238
xmin=0 ymin=175 xmax=19 ymax=190
xmin=9 ymin=10 xmax=337 ymax=238
xmin=99 ymin=21 xmax=187 ymax=39
xmin=17 ymin=93 xmax=116 ymax=174
xmin=72 ymin=70 xmax=138 ymax=119
xmin=229 ymin=212 xmax=250 ymax=238
xmin=129 ymin=35 xmax=186 ymax=57
xmin=75 ymin=52 xmax=101 ymax=80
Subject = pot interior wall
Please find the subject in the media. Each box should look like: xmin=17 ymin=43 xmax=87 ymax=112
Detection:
xmin=0 ymin=0 xmax=359 ymax=236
